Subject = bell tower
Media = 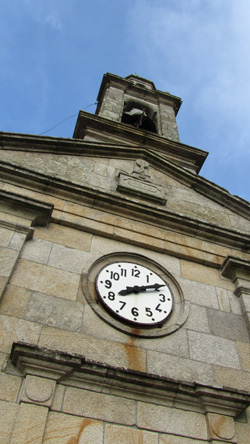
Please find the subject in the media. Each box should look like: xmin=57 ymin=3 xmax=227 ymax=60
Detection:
xmin=95 ymin=73 xmax=181 ymax=141
xmin=74 ymin=72 xmax=182 ymax=143
xmin=73 ymin=73 xmax=206 ymax=173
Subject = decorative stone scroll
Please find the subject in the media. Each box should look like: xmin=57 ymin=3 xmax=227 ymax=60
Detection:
xmin=206 ymin=413 xmax=236 ymax=442
xmin=19 ymin=375 xmax=56 ymax=407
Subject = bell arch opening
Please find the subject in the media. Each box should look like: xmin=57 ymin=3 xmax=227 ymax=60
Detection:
xmin=122 ymin=101 xmax=157 ymax=133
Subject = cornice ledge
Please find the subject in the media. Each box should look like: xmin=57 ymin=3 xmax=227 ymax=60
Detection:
xmin=10 ymin=343 xmax=250 ymax=417
xmin=0 ymin=189 xmax=53 ymax=227
xmin=0 ymin=131 xmax=132 ymax=153
xmin=0 ymin=218 xmax=34 ymax=240
xmin=194 ymin=176 xmax=250 ymax=221
xmin=0 ymin=129 xmax=206 ymax=163
xmin=1 ymin=162 xmax=250 ymax=251
xmin=1 ymin=132 xmax=249 ymax=221
xmin=1 ymin=133 xmax=250 ymax=221
xmin=96 ymin=73 xmax=182 ymax=114
xmin=234 ymin=286 xmax=250 ymax=297
xmin=221 ymin=256 xmax=250 ymax=280
xmin=73 ymin=111 xmax=207 ymax=170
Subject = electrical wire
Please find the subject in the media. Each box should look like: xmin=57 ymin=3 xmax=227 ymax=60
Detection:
xmin=39 ymin=102 xmax=97 ymax=136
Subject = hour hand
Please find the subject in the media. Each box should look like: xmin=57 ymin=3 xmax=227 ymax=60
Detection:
xmin=119 ymin=283 xmax=166 ymax=296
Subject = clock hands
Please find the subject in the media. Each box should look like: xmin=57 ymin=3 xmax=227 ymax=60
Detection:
xmin=118 ymin=283 xmax=166 ymax=296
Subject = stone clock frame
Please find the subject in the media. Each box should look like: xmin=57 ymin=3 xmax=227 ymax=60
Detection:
xmin=81 ymin=252 xmax=189 ymax=338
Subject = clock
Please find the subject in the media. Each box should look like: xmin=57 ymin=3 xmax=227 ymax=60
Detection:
xmin=95 ymin=261 xmax=173 ymax=327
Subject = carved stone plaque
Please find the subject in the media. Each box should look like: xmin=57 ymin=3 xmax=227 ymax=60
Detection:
xmin=117 ymin=172 xmax=166 ymax=205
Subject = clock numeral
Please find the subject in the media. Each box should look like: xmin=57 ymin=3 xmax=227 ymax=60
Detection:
xmin=104 ymin=280 xmax=112 ymax=289
xmin=119 ymin=300 xmax=126 ymax=310
xmin=108 ymin=291 xmax=115 ymax=300
xmin=131 ymin=269 xmax=140 ymax=278
xmin=131 ymin=307 xmax=139 ymax=317
xmin=110 ymin=271 xmax=120 ymax=280
xmin=155 ymin=303 xmax=162 ymax=312
xmin=159 ymin=294 xmax=166 ymax=302
xmin=120 ymin=268 xmax=127 ymax=277
xmin=145 ymin=307 xmax=153 ymax=317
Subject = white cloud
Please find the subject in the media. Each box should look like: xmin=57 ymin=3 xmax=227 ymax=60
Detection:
xmin=127 ymin=0 xmax=250 ymax=155
xmin=43 ymin=13 xmax=62 ymax=31
xmin=24 ymin=0 xmax=62 ymax=31
xmin=124 ymin=0 xmax=250 ymax=199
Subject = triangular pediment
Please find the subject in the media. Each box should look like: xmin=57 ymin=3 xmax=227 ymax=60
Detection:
xmin=1 ymin=132 xmax=250 ymax=252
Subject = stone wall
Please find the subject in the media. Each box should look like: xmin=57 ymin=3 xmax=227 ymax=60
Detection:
xmin=0 ymin=188 xmax=250 ymax=442
xmin=0 ymin=110 xmax=250 ymax=441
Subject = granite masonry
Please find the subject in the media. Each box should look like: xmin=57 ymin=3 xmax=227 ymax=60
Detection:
xmin=0 ymin=73 xmax=250 ymax=443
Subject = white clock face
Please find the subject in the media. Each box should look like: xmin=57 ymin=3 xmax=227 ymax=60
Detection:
xmin=95 ymin=261 xmax=173 ymax=327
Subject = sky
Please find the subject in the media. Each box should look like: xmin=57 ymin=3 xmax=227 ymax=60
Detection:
xmin=1 ymin=0 xmax=250 ymax=202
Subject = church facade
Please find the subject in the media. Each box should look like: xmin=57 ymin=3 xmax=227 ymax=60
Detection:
xmin=0 ymin=73 xmax=250 ymax=443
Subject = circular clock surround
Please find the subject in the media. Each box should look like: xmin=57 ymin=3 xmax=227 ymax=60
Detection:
xmin=82 ymin=252 xmax=189 ymax=338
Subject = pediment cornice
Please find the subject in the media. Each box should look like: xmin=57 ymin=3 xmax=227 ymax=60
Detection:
xmin=1 ymin=131 xmax=250 ymax=223
xmin=0 ymin=157 xmax=250 ymax=252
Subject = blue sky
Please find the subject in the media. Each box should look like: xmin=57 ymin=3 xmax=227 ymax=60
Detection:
xmin=1 ymin=0 xmax=250 ymax=202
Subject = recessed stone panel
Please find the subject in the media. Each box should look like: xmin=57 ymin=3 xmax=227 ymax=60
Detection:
xmin=63 ymin=387 xmax=136 ymax=425
xmin=137 ymin=402 xmax=207 ymax=439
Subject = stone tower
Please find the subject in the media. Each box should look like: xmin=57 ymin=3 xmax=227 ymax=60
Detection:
xmin=78 ymin=73 xmax=181 ymax=141
xmin=0 ymin=73 xmax=250 ymax=443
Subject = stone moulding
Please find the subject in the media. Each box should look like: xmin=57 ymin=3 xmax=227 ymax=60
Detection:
xmin=221 ymin=256 xmax=250 ymax=298
xmin=96 ymin=73 xmax=182 ymax=114
xmin=1 ymin=161 xmax=250 ymax=252
xmin=221 ymin=256 xmax=250 ymax=334
xmin=1 ymin=131 xmax=250 ymax=218
xmin=221 ymin=256 xmax=250 ymax=280
xmin=0 ymin=189 xmax=53 ymax=227
xmin=0 ymin=219 xmax=34 ymax=240
xmin=72 ymin=111 xmax=207 ymax=173
xmin=10 ymin=343 xmax=250 ymax=418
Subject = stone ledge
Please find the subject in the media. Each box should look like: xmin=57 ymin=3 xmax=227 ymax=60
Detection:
xmin=73 ymin=111 xmax=206 ymax=173
xmin=0 ymin=219 xmax=34 ymax=240
xmin=221 ymin=256 xmax=250 ymax=335
xmin=1 ymin=130 xmax=250 ymax=220
xmin=2 ymin=161 xmax=250 ymax=252
xmin=0 ymin=189 xmax=53 ymax=227
xmin=10 ymin=343 xmax=250 ymax=417
xmin=221 ymin=256 xmax=250 ymax=281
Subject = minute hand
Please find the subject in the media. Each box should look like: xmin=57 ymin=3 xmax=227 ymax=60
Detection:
xmin=119 ymin=283 xmax=166 ymax=296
